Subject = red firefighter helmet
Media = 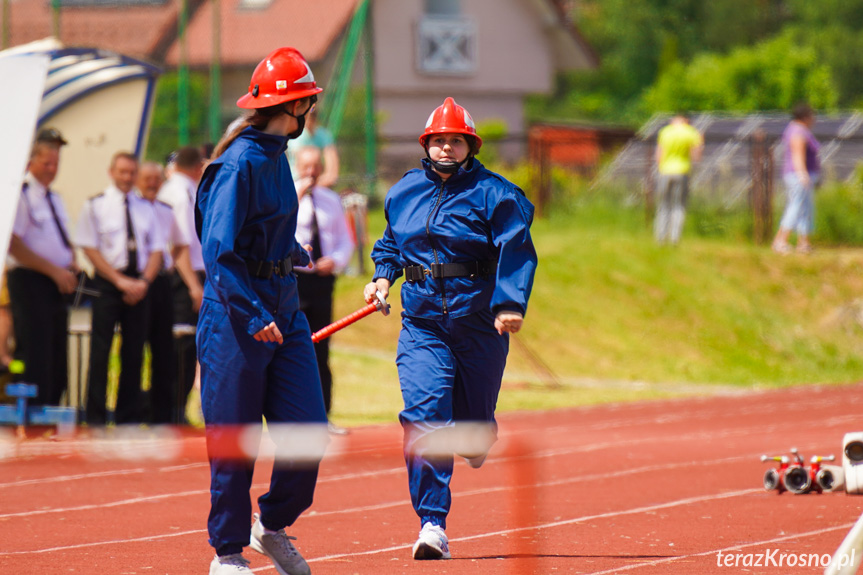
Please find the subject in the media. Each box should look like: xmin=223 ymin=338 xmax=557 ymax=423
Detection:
xmin=419 ymin=97 xmax=483 ymax=150
xmin=237 ymin=47 xmax=323 ymax=109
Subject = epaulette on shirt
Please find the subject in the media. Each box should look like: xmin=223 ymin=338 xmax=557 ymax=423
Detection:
xmin=88 ymin=192 xmax=105 ymax=201
xmin=155 ymin=199 xmax=174 ymax=210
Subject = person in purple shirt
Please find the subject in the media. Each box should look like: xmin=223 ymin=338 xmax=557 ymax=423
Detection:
xmin=772 ymin=102 xmax=820 ymax=254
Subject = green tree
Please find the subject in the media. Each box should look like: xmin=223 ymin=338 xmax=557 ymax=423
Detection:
xmin=147 ymin=71 xmax=209 ymax=163
xmin=642 ymin=30 xmax=837 ymax=113
xmin=528 ymin=0 xmax=859 ymax=125
xmin=783 ymin=0 xmax=863 ymax=107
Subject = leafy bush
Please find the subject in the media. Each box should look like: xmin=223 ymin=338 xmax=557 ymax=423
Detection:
xmin=642 ymin=30 xmax=838 ymax=114
xmin=474 ymin=118 xmax=509 ymax=165
xmin=147 ymin=72 xmax=210 ymax=163
xmin=813 ymin=177 xmax=863 ymax=245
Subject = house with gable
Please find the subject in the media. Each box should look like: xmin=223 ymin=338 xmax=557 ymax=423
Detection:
xmin=4 ymin=0 xmax=597 ymax=174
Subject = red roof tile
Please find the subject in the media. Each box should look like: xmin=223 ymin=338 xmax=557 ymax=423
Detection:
xmin=165 ymin=0 xmax=360 ymax=67
xmin=5 ymin=1 xmax=181 ymax=64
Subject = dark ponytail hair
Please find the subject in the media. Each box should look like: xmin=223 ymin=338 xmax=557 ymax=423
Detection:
xmin=212 ymin=103 xmax=285 ymax=159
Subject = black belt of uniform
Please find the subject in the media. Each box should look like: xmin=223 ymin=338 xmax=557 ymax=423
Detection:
xmin=403 ymin=261 xmax=496 ymax=283
xmin=246 ymin=258 xmax=293 ymax=279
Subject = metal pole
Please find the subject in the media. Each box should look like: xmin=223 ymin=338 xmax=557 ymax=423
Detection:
xmin=178 ymin=0 xmax=190 ymax=146
xmin=2 ymin=0 xmax=10 ymax=49
xmin=644 ymin=141 xmax=655 ymax=227
xmin=209 ymin=0 xmax=221 ymax=143
xmin=326 ymin=0 xmax=369 ymax=139
xmin=363 ymin=0 xmax=376 ymax=197
xmin=51 ymin=0 xmax=60 ymax=40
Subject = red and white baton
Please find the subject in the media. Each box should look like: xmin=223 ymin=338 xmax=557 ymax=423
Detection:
xmin=311 ymin=290 xmax=390 ymax=343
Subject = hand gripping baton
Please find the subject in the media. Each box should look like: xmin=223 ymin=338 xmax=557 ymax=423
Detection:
xmin=311 ymin=291 xmax=390 ymax=343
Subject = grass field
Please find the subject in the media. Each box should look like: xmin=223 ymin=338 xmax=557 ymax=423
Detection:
xmin=326 ymin=198 xmax=863 ymax=427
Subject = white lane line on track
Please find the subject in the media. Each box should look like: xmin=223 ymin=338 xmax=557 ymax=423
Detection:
xmin=0 ymin=529 xmax=205 ymax=555
xmin=0 ymin=489 xmax=209 ymax=519
xmin=0 ymin=463 xmax=207 ymax=488
xmin=0 ymin=468 xmax=407 ymax=520
xmin=584 ymin=523 xmax=857 ymax=574
xmin=306 ymin=489 xmax=762 ymax=564
xmin=307 ymin=455 xmax=757 ymax=519
xmin=1 ymin=403 xmax=853 ymax=488
xmin=0 ymin=454 xmax=755 ymax=521
xmin=0 ymin=487 xmax=759 ymax=557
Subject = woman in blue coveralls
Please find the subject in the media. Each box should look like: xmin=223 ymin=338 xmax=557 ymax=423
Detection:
xmin=363 ymin=97 xmax=538 ymax=560
xmin=195 ymin=47 xmax=326 ymax=575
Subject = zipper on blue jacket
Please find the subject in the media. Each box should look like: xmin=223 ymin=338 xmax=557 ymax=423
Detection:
xmin=425 ymin=181 xmax=448 ymax=315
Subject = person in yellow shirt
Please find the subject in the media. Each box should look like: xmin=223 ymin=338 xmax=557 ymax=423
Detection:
xmin=654 ymin=114 xmax=704 ymax=244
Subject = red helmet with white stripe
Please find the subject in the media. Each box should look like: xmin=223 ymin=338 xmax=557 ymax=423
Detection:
xmin=237 ymin=47 xmax=323 ymax=109
xmin=419 ymin=97 xmax=483 ymax=150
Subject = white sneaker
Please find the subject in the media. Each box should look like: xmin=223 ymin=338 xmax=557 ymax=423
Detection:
xmin=327 ymin=422 xmax=349 ymax=436
xmin=250 ymin=513 xmax=311 ymax=575
xmin=412 ymin=522 xmax=451 ymax=560
xmin=209 ymin=554 xmax=252 ymax=575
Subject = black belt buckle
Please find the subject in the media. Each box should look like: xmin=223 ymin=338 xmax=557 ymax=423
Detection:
xmin=404 ymin=265 xmax=428 ymax=282
xmin=273 ymin=259 xmax=291 ymax=277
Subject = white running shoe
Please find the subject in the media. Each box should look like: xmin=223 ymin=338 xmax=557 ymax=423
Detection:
xmin=412 ymin=522 xmax=451 ymax=560
xmin=209 ymin=554 xmax=252 ymax=575
xmin=250 ymin=513 xmax=311 ymax=575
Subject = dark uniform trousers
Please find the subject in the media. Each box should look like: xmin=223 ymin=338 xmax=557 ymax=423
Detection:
xmin=296 ymin=273 xmax=336 ymax=413
xmin=146 ymin=273 xmax=174 ymax=424
xmin=6 ymin=268 xmax=68 ymax=406
xmin=87 ymin=275 xmax=148 ymax=425
xmin=172 ymin=270 xmax=205 ymax=423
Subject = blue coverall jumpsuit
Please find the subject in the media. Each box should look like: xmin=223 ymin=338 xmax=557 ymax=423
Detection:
xmin=195 ymin=126 xmax=327 ymax=556
xmin=370 ymin=157 xmax=537 ymax=530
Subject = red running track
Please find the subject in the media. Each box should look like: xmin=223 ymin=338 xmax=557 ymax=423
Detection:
xmin=2 ymin=383 xmax=863 ymax=574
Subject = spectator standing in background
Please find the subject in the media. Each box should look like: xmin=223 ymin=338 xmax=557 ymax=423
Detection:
xmin=654 ymin=113 xmax=703 ymax=245
xmin=6 ymin=128 xmax=77 ymax=406
xmin=293 ymin=146 xmax=354 ymax=434
xmin=287 ymin=108 xmax=339 ymax=188
xmin=0 ymin=274 xmax=11 ymax=370
xmin=77 ymin=152 xmax=164 ymax=425
xmin=772 ymin=102 xmax=820 ymax=255
xmin=158 ymin=146 xmax=205 ymax=422
xmin=138 ymin=162 xmax=193 ymax=424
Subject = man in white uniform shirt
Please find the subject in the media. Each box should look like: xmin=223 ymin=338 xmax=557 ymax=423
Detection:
xmin=77 ymin=152 xmax=164 ymax=425
xmin=7 ymin=128 xmax=77 ymax=406
xmin=139 ymin=162 xmax=193 ymax=424
xmin=294 ymin=147 xmax=354 ymax=432
xmin=157 ymin=145 xmax=204 ymax=422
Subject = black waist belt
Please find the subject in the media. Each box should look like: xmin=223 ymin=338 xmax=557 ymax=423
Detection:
xmin=246 ymin=258 xmax=293 ymax=279
xmin=404 ymin=261 xmax=496 ymax=282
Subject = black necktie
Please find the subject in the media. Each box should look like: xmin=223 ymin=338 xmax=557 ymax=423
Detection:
xmin=124 ymin=195 xmax=139 ymax=276
xmin=45 ymin=189 xmax=72 ymax=250
xmin=309 ymin=192 xmax=322 ymax=261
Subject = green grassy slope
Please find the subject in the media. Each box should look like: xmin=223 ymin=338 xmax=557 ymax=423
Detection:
xmin=328 ymin=204 xmax=863 ymax=426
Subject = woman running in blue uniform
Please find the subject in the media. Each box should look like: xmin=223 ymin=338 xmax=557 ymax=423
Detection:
xmin=196 ymin=47 xmax=326 ymax=575
xmin=363 ymin=97 xmax=538 ymax=560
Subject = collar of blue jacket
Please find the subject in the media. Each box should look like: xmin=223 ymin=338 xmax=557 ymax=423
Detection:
xmin=239 ymin=125 xmax=290 ymax=159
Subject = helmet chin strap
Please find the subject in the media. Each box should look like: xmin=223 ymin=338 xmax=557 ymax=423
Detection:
xmin=424 ymin=147 xmax=472 ymax=175
xmin=283 ymin=103 xmax=310 ymax=140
